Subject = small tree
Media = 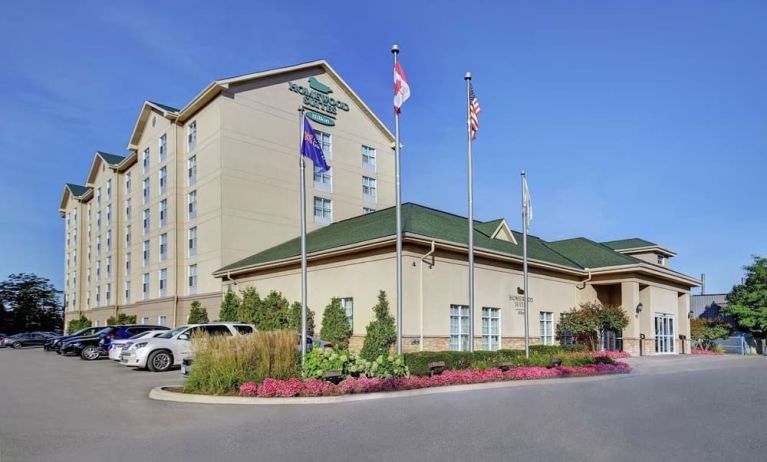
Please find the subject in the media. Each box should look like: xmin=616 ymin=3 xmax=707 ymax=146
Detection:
xmin=360 ymin=290 xmax=397 ymax=360
xmin=218 ymin=289 xmax=241 ymax=322
xmin=320 ymin=297 xmax=352 ymax=350
xmin=288 ymin=301 xmax=315 ymax=336
xmin=107 ymin=313 xmax=137 ymax=326
xmin=557 ymin=302 xmax=629 ymax=351
xmin=238 ymin=287 xmax=262 ymax=325
xmin=188 ymin=301 xmax=209 ymax=324
xmin=724 ymin=256 xmax=767 ymax=353
xmin=690 ymin=318 xmax=731 ymax=350
xmin=254 ymin=290 xmax=290 ymax=330
xmin=66 ymin=315 xmax=91 ymax=334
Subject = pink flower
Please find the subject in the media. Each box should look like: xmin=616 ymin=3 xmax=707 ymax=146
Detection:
xmin=239 ymin=382 xmax=259 ymax=397
xmin=691 ymin=348 xmax=723 ymax=356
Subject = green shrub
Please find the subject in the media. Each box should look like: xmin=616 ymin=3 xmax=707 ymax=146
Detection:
xmin=360 ymin=291 xmax=396 ymax=361
xmin=254 ymin=290 xmax=291 ymax=331
xmin=302 ymin=347 xmax=408 ymax=380
xmin=67 ymin=315 xmax=91 ymax=334
xmin=320 ymin=298 xmax=352 ymax=350
xmin=106 ymin=313 xmax=137 ymax=326
xmin=690 ymin=318 xmax=731 ymax=350
xmin=288 ymin=301 xmax=316 ymax=336
xmin=529 ymin=344 xmax=587 ymax=354
xmin=238 ymin=287 xmax=262 ymax=325
xmin=218 ymin=289 xmax=241 ymax=322
xmin=556 ymin=302 xmax=629 ymax=351
xmin=187 ymin=301 xmax=209 ymax=324
xmin=184 ymin=330 xmax=298 ymax=395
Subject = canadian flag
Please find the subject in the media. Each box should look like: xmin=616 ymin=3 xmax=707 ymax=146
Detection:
xmin=393 ymin=61 xmax=410 ymax=113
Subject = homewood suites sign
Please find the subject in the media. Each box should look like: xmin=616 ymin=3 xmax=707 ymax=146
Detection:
xmin=288 ymin=77 xmax=350 ymax=126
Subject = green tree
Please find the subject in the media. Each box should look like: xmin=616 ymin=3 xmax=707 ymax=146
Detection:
xmin=106 ymin=313 xmax=137 ymax=326
xmin=724 ymin=256 xmax=767 ymax=353
xmin=0 ymin=273 xmax=63 ymax=334
xmin=690 ymin=318 xmax=731 ymax=350
xmin=288 ymin=301 xmax=315 ymax=336
xmin=360 ymin=291 xmax=396 ymax=360
xmin=320 ymin=297 xmax=352 ymax=350
xmin=188 ymin=301 xmax=209 ymax=324
xmin=218 ymin=289 xmax=241 ymax=322
xmin=66 ymin=315 xmax=92 ymax=334
xmin=238 ymin=287 xmax=262 ymax=325
xmin=254 ymin=290 xmax=290 ymax=330
xmin=556 ymin=302 xmax=629 ymax=351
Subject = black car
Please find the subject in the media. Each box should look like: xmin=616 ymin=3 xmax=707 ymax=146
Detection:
xmin=45 ymin=327 xmax=103 ymax=352
xmin=3 ymin=332 xmax=52 ymax=349
xmin=61 ymin=325 xmax=168 ymax=360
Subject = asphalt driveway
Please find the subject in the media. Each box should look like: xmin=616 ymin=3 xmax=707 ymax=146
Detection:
xmin=1 ymin=349 xmax=765 ymax=462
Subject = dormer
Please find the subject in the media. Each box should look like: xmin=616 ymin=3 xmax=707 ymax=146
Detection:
xmin=474 ymin=218 xmax=518 ymax=245
xmin=601 ymin=238 xmax=677 ymax=267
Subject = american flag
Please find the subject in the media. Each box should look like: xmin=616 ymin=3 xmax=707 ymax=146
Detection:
xmin=469 ymin=83 xmax=480 ymax=140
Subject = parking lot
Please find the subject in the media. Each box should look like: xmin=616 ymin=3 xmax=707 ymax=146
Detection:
xmin=2 ymin=348 xmax=766 ymax=462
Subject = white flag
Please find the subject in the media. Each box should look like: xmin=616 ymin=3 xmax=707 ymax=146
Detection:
xmin=393 ymin=61 xmax=410 ymax=113
xmin=523 ymin=176 xmax=533 ymax=225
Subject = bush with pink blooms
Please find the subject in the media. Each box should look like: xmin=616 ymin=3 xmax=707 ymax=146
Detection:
xmin=691 ymin=348 xmax=724 ymax=356
xmin=588 ymin=351 xmax=631 ymax=359
xmin=238 ymin=362 xmax=631 ymax=398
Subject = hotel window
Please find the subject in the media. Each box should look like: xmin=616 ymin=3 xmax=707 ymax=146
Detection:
xmin=362 ymin=145 xmax=376 ymax=171
xmin=316 ymin=130 xmax=332 ymax=159
xmin=96 ymin=211 xmax=101 ymax=231
xmin=159 ymin=167 xmax=167 ymax=195
xmin=159 ymin=268 xmax=167 ymax=297
xmin=363 ymin=207 xmax=376 ymax=214
xmin=340 ymin=297 xmax=353 ymax=330
xmin=105 ymin=283 xmax=111 ymax=304
xmin=106 ymin=179 xmax=112 ymax=200
xmin=188 ymin=226 xmax=197 ymax=257
xmin=158 ymin=315 xmax=167 ymax=326
xmin=141 ymin=316 xmax=149 ymax=325
xmin=106 ymin=205 xmax=111 ymax=224
xmin=313 ymin=165 xmax=332 ymax=192
xmin=125 ymin=198 xmax=131 ymax=220
xmin=96 ymin=260 xmax=101 ymax=280
xmin=313 ymin=197 xmax=332 ymax=225
xmin=106 ymin=256 xmax=111 ymax=278
xmin=125 ymin=172 xmax=132 ymax=194
xmin=94 ymin=319 xmax=99 ymax=327
xmin=450 ymin=305 xmax=471 ymax=351
xmin=95 ymin=285 xmax=101 ymax=306
xmin=187 ymin=121 xmax=197 ymax=152
xmin=481 ymin=307 xmax=501 ymax=351
xmin=188 ymin=155 xmax=197 ymax=185
xmin=96 ymin=187 xmax=101 ymax=207
xmin=657 ymin=254 xmax=666 ymax=266
xmin=106 ymin=229 xmax=112 ymax=251
xmin=96 ymin=236 xmax=101 ymax=256
xmin=142 ymin=178 xmax=150 ymax=204
xmin=142 ymin=273 xmax=149 ymax=300
xmin=159 ymin=233 xmax=168 ymax=261
xmin=159 ymin=134 xmax=167 ymax=162
xmin=142 ymin=148 xmax=150 ymax=174
xmin=539 ymin=311 xmax=554 ymax=346
xmin=188 ymin=190 xmax=197 ymax=219
xmin=87 ymin=267 xmax=91 ymax=283
xmin=125 ymin=224 xmax=131 ymax=247
xmin=362 ymin=176 xmax=377 ymax=202
xmin=124 ymin=281 xmax=131 ymax=304
xmin=125 ymin=252 xmax=131 ymax=273
xmin=143 ymin=240 xmax=150 ymax=267
xmin=159 ymin=199 xmax=168 ymax=227
xmin=188 ymin=264 xmax=197 ymax=295
xmin=143 ymin=209 xmax=150 ymax=235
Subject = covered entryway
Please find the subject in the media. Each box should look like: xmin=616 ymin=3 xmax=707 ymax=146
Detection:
xmin=655 ymin=313 xmax=675 ymax=354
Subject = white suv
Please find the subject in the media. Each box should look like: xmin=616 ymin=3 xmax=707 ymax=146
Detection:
xmin=119 ymin=323 xmax=255 ymax=372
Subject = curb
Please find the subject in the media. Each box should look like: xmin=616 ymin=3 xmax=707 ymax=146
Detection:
xmin=149 ymin=371 xmax=631 ymax=405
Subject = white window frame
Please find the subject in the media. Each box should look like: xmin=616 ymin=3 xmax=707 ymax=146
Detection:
xmin=141 ymin=316 xmax=149 ymax=325
xmin=315 ymin=130 xmax=331 ymax=159
xmin=159 ymin=199 xmax=168 ymax=227
xmin=159 ymin=233 xmax=168 ymax=261
xmin=362 ymin=176 xmax=377 ymax=203
xmin=539 ymin=311 xmax=554 ymax=346
xmin=188 ymin=264 xmax=198 ymax=295
xmin=187 ymin=121 xmax=197 ymax=152
xmin=158 ymin=268 xmax=167 ymax=297
xmin=158 ymin=315 xmax=168 ymax=326
xmin=481 ymin=307 xmax=501 ymax=351
xmin=143 ymin=209 xmax=150 ymax=235
xmin=125 ymin=172 xmax=132 ymax=194
xmin=313 ymin=197 xmax=332 ymax=225
xmin=124 ymin=281 xmax=131 ymax=304
xmin=188 ymin=155 xmax=197 ymax=186
xmin=362 ymin=145 xmax=376 ymax=172
xmin=142 ymin=148 xmax=150 ymax=174
xmin=159 ymin=133 xmax=167 ymax=162
xmin=188 ymin=190 xmax=197 ymax=220
xmin=450 ymin=304 xmax=471 ymax=351
xmin=188 ymin=226 xmax=197 ymax=257
xmin=142 ymin=240 xmax=150 ymax=267
xmin=159 ymin=167 xmax=167 ymax=195
xmin=313 ymin=165 xmax=332 ymax=192
xmin=340 ymin=297 xmax=353 ymax=331
xmin=142 ymin=178 xmax=150 ymax=204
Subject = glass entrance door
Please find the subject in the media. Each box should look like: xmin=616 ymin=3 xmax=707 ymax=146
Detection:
xmin=655 ymin=313 xmax=675 ymax=354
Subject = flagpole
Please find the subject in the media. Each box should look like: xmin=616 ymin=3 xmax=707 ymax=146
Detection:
xmin=298 ymin=107 xmax=307 ymax=364
xmin=392 ymin=44 xmax=403 ymax=355
xmin=465 ymin=72 xmax=475 ymax=353
xmin=522 ymin=171 xmax=530 ymax=359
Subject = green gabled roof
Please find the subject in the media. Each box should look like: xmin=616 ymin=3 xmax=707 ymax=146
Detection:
xmin=65 ymin=183 xmax=90 ymax=197
xmin=601 ymin=238 xmax=657 ymax=250
xmin=147 ymin=101 xmax=180 ymax=113
xmin=545 ymin=238 xmax=641 ymax=269
xmin=96 ymin=151 xmax=125 ymax=166
xmin=217 ymin=203 xmax=583 ymax=274
xmin=473 ymin=219 xmax=504 ymax=237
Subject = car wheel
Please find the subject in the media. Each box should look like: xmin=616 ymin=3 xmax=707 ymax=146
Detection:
xmin=12 ymin=342 xmax=22 ymax=349
xmin=80 ymin=346 xmax=101 ymax=361
xmin=147 ymin=350 xmax=173 ymax=372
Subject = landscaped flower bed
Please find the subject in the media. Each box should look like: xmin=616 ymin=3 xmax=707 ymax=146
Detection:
xmin=691 ymin=348 xmax=724 ymax=356
xmin=239 ymin=362 xmax=631 ymax=398
xmin=589 ymin=351 xmax=631 ymax=359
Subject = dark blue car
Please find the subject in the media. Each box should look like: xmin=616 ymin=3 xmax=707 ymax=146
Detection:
xmin=61 ymin=325 xmax=168 ymax=360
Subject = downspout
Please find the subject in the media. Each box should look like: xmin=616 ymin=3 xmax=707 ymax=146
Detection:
xmin=114 ymin=168 xmax=120 ymax=320
xmin=419 ymin=241 xmax=436 ymax=351
xmin=576 ymin=268 xmax=592 ymax=290
xmin=225 ymin=271 xmax=238 ymax=290
xmin=172 ymin=121 xmax=180 ymax=327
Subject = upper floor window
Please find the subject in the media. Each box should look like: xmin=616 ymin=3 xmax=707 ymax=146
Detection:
xmin=188 ymin=264 xmax=198 ymax=295
xmin=362 ymin=176 xmax=377 ymax=202
xmin=106 ymin=179 xmax=112 ymax=200
xmin=187 ymin=121 xmax=197 ymax=152
xmin=362 ymin=145 xmax=376 ymax=171
xmin=96 ymin=187 xmax=101 ymax=207
xmin=159 ymin=134 xmax=167 ymax=162
xmin=159 ymin=199 xmax=168 ymax=227
xmin=313 ymin=197 xmax=332 ymax=225
xmin=187 ymin=156 xmax=197 ymax=185
xmin=125 ymin=172 xmax=132 ymax=194
xmin=188 ymin=226 xmax=197 ymax=257
xmin=106 ymin=204 xmax=112 ymax=225
xmin=159 ymin=167 xmax=167 ymax=195
xmin=125 ymin=198 xmax=131 ymax=220
xmin=96 ymin=211 xmax=102 ymax=231
xmin=188 ymin=190 xmax=197 ymax=220
xmin=142 ymin=273 xmax=150 ymax=300
xmin=142 ymin=240 xmax=150 ymax=267
xmin=142 ymin=209 xmax=150 ymax=235
xmin=159 ymin=233 xmax=168 ymax=261
xmin=316 ymin=130 xmax=332 ymax=159
xmin=158 ymin=268 xmax=168 ymax=297
xmin=313 ymin=165 xmax=332 ymax=192
xmin=657 ymin=254 xmax=666 ymax=266
xmin=142 ymin=148 xmax=150 ymax=174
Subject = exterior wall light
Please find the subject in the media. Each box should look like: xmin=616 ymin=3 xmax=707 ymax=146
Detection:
xmin=636 ymin=303 xmax=643 ymax=314
xmin=688 ymin=310 xmax=695 ymax=319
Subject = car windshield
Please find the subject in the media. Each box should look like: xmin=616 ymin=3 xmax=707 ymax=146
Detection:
xmin=94 ymin=328 xmax=111 ymax=335
xmin=158 ymin=326 xmax=188 ymax=339
xmin=128 ymin=332 xmax=151 ymax=339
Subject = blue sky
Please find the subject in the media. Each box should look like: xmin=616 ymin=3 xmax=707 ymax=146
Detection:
xmin=0 ymin=0 xmax=764 ymax=294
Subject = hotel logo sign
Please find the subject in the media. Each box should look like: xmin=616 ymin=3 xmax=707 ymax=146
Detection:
xmin=288 ymin=76 xmax=350 ymax=126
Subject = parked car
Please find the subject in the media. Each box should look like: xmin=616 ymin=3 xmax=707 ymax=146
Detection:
xmin=2 ymin=332 xmax=52 ymax=349
xmin=120 ymin=323 xmax=254 ymax=372
xmin=44 ymin=327 xmax=103 ymax=351
xmin=61 ymin=325 xmax=168 ymax=360
xmin=108 ymin=330 xmax=168 ymax=361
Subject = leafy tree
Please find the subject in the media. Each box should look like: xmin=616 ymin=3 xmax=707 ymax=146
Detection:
xmin=254 ymin=290 xmax=290 ymax=330
xmin=0 ymin=273 xmax=63 ymax=334
xmin=66 ymin=315 xmax=92 ymax=334
xmin=556 ymin=302 xmax=629 ymax=351
xmin=188 ymin=301 xmax=209 ymax=324
xmin=218 ymin=289 xmax=241 ymax=322
xmin=360 ymin=291 xmax=396 ymax=360
xmin=320 ymin=297 xmax=352 ymax=350
xmin=238 ymin=287 xmax=262 ymax=326
xmin=724 ymin=256 xmax=767 ymax=353
xmin=289 ymin=301 xmax=315 ymax=336
xmin=690 ymin=318 xmax=731 ymax=350
xmin=107 ymin=313 xmax=137 ymax=326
